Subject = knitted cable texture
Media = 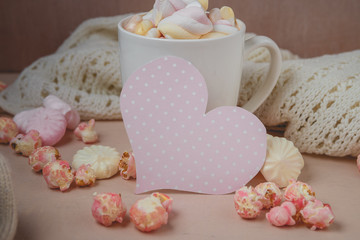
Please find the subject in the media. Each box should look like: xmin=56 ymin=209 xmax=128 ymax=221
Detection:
xmin=0 ymin=153 xmax=18 ymax=240
xmin=0 ymin=14 xmax=359 ymax=157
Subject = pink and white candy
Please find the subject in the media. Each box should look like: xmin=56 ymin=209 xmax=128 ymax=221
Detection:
xmin=300 ymin=199 xmax=335 ymax=230
xmin=266 ymin=202 xmax=297 ymax=227
xmin=75 ymin=164 xmax=96 ymax=187
xmin=129 ymin=192 xmax=172 ymax=232
xmin=283 ymin=179 xmax=316 ymax=212
xmin=255 ymin=182 xmax=282 ymax=209
xmin=234 ymin=186 xmax=263 ymax=219
xmin=0 ymin=117 xmax=18 ymax=144
xmin=42 ymin=160 xmax=74 ymax=191
xmin=92 ymin=193 xmax=127 ymax=226
xmin=28 ymin=146 xmax=61 ymax=172
xmin=10 ymin=130 xmax=42 ymax=156
xmin=74 ymin=119 xmax=98 ymax=144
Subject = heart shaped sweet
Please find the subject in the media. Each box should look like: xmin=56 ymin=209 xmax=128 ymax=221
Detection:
xmin=120 ymin=56 xmax=266 ymax=194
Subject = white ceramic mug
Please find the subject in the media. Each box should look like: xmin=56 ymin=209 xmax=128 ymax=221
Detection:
xmin=118 ymin=16 xmax=282 ymax=113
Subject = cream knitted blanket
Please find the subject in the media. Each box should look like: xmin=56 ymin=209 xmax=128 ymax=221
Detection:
xmin=1 ymin=15 xmax=359 ymax=157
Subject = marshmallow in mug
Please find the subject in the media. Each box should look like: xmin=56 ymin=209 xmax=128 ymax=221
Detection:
xmin=123 ymin=0 xmax=241 ymax=39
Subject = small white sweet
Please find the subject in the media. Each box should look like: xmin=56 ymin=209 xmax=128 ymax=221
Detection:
xmin=261 ymin=135 xmax=304 ymax=188
xmin=72 ymin=145 xmax=121 ymax=179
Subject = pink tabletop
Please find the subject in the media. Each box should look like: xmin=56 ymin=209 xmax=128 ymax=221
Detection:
xmin=1 ymin=74 xmax=359 ymax=239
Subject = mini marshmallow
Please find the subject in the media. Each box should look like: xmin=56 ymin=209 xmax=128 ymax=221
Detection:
xmin=300 ymin=199 xmax=335 ymax=230
xmin=283 ymin=179 xmax=316 ymax=212
xmin=119 ymin=151 xmax=137 ymax=180
xmin=10 ymin=130 xmax=42 ymax=156
xmin=234 ymin=186 xmax=263 ymax=219
xmin=255 ymin=182 xmax=282 ymax=209
xmin=74 ymin=119 xmax=98 ymax=144
xmin=0 ymin=117 xmax=18 ymax=144
xmin=28 ymin=146 xmax=61 ymax=172
xmin=266 ymin=201 xmax=297 ymax=227
xmin=146 ymin=28 xmax=162 ymax=38
xmin=158 ymin=6 xmax=213 ymax=39
xmin=129 ymin=192 xmax=172 ymax=232
xmin=92 ymin=193 xmax=127 ymax=226
xmin=42 ymin=160 xmax=74 ymax=191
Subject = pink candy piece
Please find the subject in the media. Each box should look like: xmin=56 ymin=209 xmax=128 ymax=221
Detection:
xmin=234 ymin=186 xmax=263 ymax=219
xmin=42 ymin=160 xmax=74 ymax=191
xmin=283 ymin=179 xmax=316 ymax=212
xmin=255 ymin=182 xmax=282 ymax=209
xmin=0 ymin=117 xmax=18 ymax=144
xmin=300 ymin=199 xmax=335 ymax=230
xmin=92 ymin=193 xmax=127 ymax=226
xmin=129 ymin=192 xmax=172 ymax=232
xmin=10 ymin=130 xmax=42 ymax=156
xmin=28 ymin=146 xmax=61 ymax=172
xmin=74 ymin=119 xmax=98 ymax=144
xmin=75 ymin=164 xmax=96 ymax=187
xmin=43 ymin=95 xmax=80 ymax=130
xmin=119 ymin=151 xmax=136 ymax=180
xmin=266 ymin=201 xmax=297 ymax=227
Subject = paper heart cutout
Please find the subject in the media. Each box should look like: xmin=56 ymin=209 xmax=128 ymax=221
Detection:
xmin=120 ymin=56 xmax=266 ymax=194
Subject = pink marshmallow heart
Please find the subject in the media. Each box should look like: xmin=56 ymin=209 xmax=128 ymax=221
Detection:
xmin=120 ymin=56 xmax=267 ymax=194
xmin=14 ymin=108 xmax=40 ymax=133
xmin=43 ymin=95 xmax=80 ymax=130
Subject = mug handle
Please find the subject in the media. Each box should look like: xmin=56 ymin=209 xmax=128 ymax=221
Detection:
xmin=241 ymin=35 xmax=282 ymax=112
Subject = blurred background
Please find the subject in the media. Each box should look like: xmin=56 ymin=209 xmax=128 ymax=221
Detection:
xmin=1 ymin=0 xmax=359 ymax=72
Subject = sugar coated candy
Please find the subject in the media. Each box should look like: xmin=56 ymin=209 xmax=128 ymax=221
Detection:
xmin=129 ymin=192 xmax=173 ymax=232
xmin=42 ymin=160 xmax=74 ymax=191
xmin=28 ymin=146 xmax=61 ymax=172
xmin=92 ymin=193 xmax=127 ymax=226
xmin=0 ymin=117 xmax=18 ymax=144
xmin=10 ymin=130 xmax=42 ymax=156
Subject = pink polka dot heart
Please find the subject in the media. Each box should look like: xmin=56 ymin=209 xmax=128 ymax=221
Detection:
xmin=120 ymin=56 xmax=266 ymax=194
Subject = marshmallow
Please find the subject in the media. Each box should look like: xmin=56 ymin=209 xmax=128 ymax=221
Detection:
xmin=158 ymin=6 xmax=213 ymax=39
xmin=200 ymin=32 xmax=228 ymax=39
xmin=146 ymin=28 xmax=162 ymax=38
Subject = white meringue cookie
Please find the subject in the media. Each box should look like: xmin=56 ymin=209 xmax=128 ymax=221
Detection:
xmin=158 ymin=6 xmax=213 ymax=39
xmin=261 ymin=135 xmax=304 ymax=188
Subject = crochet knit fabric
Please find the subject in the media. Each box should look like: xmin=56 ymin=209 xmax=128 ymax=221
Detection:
xmin=0 ymin=153 xmax=18 ymax=240
xmin=0 ymin=15 xmax=359 ymax=157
